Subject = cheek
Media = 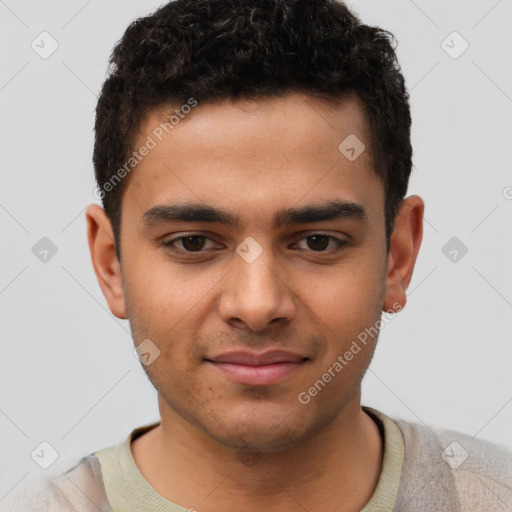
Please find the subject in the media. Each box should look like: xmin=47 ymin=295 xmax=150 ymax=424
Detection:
xmin=298 ymin=261 xmax=385 ymax=377
xmin=128 ymin=258 xmax=209 ymax=324
xmin=302 ymin=259 xmax=383 ymax=320
xmin=125 ymin=259 xmax=223 ymax=368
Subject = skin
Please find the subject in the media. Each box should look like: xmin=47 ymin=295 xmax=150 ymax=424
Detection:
xmin=86 ymin=91 xmax=424 ymax=512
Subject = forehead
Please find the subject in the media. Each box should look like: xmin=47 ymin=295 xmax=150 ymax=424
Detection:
xmin=122 ymin=92 xmax=383 ymax=230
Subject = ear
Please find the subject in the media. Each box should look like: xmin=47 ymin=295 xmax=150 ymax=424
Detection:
xmin=85 ymin=204 xmax=127 ymax=319
xmin=382 ymin=195 xmax=424 ymax=313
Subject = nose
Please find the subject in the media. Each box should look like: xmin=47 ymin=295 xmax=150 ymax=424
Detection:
xmin=218 ymin=242 xmax=297 ymax=332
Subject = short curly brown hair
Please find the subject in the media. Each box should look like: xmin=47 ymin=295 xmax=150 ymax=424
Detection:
xmin=93 ymin=0 xmax=413 ymax=260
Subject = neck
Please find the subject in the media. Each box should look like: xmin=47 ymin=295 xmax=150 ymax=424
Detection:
xmin=131 ymin=394 xmax=383 ymax=512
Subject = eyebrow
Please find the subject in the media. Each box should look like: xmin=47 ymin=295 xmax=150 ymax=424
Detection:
xmin=143 ymin=200 xmax=368 ymax=229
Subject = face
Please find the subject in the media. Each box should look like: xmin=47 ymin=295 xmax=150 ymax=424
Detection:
xmin=88 ymin=92 xmax=421 ymax=452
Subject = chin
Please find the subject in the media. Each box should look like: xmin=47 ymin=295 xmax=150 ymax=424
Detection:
xmin=200 ymin=407 xmax=312 ymax=452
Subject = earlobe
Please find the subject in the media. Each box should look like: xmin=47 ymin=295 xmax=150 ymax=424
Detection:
xmin=85 ymin=204 xmax=127 ymax=319
xmin=382 ymin=195 xmax=424 ymax=313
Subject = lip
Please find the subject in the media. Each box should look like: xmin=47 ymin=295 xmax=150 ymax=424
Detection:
xmin=206 ymin=350 xmax=309 ymax=386
xmin=208 ymin=350 xmax=307 ymax=365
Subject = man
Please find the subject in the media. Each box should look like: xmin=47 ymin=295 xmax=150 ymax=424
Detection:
xmin=5 ymin=0 xmax=511 ymax=511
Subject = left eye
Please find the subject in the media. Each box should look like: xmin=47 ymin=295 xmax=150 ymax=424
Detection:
xmin=292 ymin=233 xmax=347 ymax=252
xmin=162 ymin=233 xmax=347 ymax=254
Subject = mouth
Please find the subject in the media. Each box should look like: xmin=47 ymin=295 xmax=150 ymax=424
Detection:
xmin=205 ymin=350 xmax=309 ymax=386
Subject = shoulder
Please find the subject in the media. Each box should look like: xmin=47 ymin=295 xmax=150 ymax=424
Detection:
xmin=393 ymin=416 xmax=512 ymax=511
xmin=1 ymin=455 xmax=111 ymax=512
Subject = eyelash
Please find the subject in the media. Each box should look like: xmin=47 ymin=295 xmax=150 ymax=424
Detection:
xmin=160 ymin=232 xmax=348 ymax=256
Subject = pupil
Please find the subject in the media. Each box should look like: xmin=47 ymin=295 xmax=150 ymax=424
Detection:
xmin=308 ymin=235 xmax=329 ymax=251
xmin=183 ymin=235 xmax=205 ymax=251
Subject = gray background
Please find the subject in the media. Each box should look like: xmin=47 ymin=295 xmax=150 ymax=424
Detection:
xmin=1 ymin=0 xmax=511 ymax=500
